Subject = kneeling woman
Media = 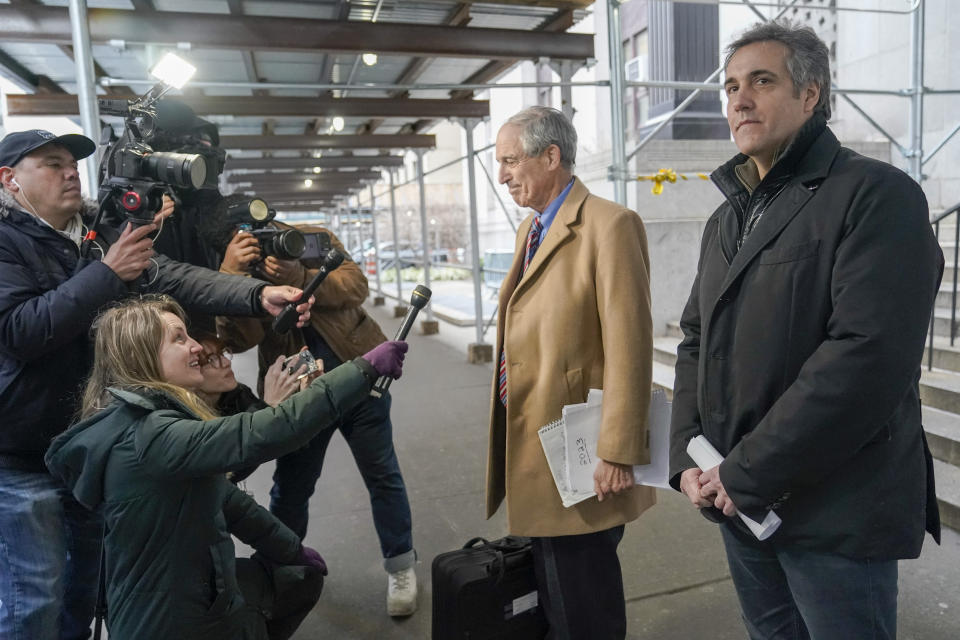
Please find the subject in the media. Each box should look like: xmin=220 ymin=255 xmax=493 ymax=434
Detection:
xmin=45 ymin=296 xmax=406 ymax=639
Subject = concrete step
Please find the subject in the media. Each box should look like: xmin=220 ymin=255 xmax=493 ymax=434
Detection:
xmin=653 ymin=336 xmax=680 ymax=367
xmin=927 ymin=309 xmax=959 ymax=338
xmin=919 ymin=368 xmax=960 ymax=414
xmin=666 ymin=320 xmax=683 ymax=340
xmin=935 ymin=283 xmax=960 ymax=309
xmin=942 ymin=265 xmax=960 ymax=287
xmin=933 ymin=458 xmax=960 ymax=533
xmin=652 ymin=360 xmax=675 ymax=401
xmin=923 ymin=406 xmax=960 ymax=467
xmin=924 ymin=337 xmax=960 ymax=373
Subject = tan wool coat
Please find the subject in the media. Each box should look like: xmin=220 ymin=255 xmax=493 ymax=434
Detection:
xmin=486 ymin=177 xmax=656 ymax=536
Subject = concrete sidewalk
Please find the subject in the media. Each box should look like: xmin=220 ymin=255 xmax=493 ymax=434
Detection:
xmin=234 ymin=300 xmax=960 ymax=640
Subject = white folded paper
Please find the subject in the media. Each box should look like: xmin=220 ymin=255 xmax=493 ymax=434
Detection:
xmin=686 ymin=435 xmax=782 ymax=541
xmin=538 ymin=389 xmax=671 ymax=508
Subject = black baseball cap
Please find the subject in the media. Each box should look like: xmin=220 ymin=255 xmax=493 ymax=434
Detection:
xmin=0 ymin=130 xmax=96 ymax=168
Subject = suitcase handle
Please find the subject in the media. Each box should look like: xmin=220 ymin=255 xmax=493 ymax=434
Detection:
xmin=463 ymin=536 xmax=530 ymax=552
xmin=463 ymin=537 xmax=533 ymax=585
xmin=463 ymin=537 xmax=490 ymax=549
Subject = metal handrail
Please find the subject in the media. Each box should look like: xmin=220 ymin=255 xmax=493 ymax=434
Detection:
xmin=929 ymin=199 xmax=960 ymax=370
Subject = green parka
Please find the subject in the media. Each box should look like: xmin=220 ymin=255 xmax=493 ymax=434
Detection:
xmin=45 ymin=361 xmax=372 ymax=639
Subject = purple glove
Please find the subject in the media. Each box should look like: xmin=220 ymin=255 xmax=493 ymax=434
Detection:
xmin=294 ymin=545 xmax=328 ymax=575
xmin=362 ymin=340 xmax=408 ymax=379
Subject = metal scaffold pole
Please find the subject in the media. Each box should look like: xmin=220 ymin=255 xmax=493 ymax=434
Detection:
xmin=908 ymin=0 xmax=925 ymax=183
xmin=368 ymin=184 xmax=384 ymax=305
xmin=415 ymin=149 xmax=437 ymax=330
xmin=462 ymin=119 xmax=492 ymax=363
xmin=67 ymin=0 xmax=100 ymax=197
xmin=388 ymin=169 xmax=406 ymax=315
xmin=606 ymin=0 xmax=628 ymax=206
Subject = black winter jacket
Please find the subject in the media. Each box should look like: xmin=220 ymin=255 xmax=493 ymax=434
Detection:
xmin=669 ymin=115 xmax=943 ymax=560
xmin=0 ymin=192 xmax=264 ymax=470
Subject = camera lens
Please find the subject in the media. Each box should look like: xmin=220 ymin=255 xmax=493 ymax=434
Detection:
xmin=271 ymin=229 xmax=306 ymax=260
xmin=142 ymin=151 xmax=207 ymax=189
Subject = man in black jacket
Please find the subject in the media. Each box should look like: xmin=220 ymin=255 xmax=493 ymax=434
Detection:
xmin=0 ymin=129 xmax=312 ymax=640
xmin=669 ymin=22 xmax=943 ymax=639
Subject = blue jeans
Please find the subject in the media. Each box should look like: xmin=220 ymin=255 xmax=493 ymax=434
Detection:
xmin=721 ymin=525 xmax=898 ymax=640
xmin=0 ymin=467 xmax=103 ymax=640
xmin=269 ymin=391 xmax=415 ymax=572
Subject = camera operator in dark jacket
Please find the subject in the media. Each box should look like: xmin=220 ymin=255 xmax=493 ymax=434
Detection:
xmin=0 ymin=129 xmax=314 ymax=640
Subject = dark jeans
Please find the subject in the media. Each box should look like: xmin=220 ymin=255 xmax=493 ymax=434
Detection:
xmin=530 ymin=525 xmax=626 ymax=640
xmin=0 ymin=467 xmax=102 ymax=640
xmin=721 ymin=525 xmax=898 ymax=640
xmin=269 ymin=391 xmax=414 ymax=571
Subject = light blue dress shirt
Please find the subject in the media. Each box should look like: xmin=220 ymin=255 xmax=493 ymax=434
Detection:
xmin=533 ymin=178 xmax=575 ymax=245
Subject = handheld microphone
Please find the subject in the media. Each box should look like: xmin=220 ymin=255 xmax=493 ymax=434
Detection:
xmin=370 ymin=284 xmax=432 ymax=398
xmin=271 ymin=249 xmax=344 ymax=334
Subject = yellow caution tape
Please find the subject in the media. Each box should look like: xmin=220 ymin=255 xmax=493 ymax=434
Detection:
xmin=636 ymin=169 xmax=710 ymax=195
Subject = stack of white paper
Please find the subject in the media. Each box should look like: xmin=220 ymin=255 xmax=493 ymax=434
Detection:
xmin=538 ymin=389 xmax=671 ymax=508
xmin=686 ymin=435 xmax=782 ymax=541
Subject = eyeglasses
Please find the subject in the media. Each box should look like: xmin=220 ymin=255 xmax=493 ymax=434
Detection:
xmin=198 ymin=349 xmax=233 ymax=369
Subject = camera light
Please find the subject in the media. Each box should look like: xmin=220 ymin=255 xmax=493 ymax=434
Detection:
xmin=313 ymin=166 xmax=322 ymax=174
xmin=362 ymin=52 xmax=378 ymax=66
xmin=248 ymin=198 xmax=270 ymax=221
xmin=304 ymin=179 xmax=314 ymax=187
xmin=150 ymin=53 xmax=196 ymax=90
xmin=227 ymin=197 xmax=274 ymax=226
xmin=332 ymin=116 xmax=345 ymax=132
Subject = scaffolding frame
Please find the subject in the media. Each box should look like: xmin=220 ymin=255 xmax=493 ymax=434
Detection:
xmin=61 ymin=0 xmax=950 ymax=358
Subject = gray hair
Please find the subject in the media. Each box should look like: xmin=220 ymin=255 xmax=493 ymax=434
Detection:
xmin=505 ymin=106 xmax=577 ymax=170
xmin=724 ymin=21 xmax=832 ymax=120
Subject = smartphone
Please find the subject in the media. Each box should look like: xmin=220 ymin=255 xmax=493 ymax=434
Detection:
xmin=282 ymin=349 xmax=320 ymax=380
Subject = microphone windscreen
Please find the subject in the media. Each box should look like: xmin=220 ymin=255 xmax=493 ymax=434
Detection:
xmin=410 ymin=285 xmax=432 ymax=309
xmin=324 ymin=248 xmax=344 ymax=270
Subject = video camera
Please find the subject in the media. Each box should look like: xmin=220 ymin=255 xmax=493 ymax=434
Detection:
xmin=94 ymin=54 xmax=216 ymax=228
xmin=97 ymin=89 xmax=209 ymax=226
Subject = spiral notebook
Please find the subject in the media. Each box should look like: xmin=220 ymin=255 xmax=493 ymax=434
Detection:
xmin=538 ymin=389 xmax=671 ymax=508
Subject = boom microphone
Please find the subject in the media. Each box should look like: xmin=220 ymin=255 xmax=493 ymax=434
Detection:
xmin=370 ymin=285 xmax=432 ymax=398
xmin=271 ymin=248 xmax=344 ymax=334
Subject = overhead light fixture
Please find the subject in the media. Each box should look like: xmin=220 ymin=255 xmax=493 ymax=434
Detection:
xmin=362 ymin=53 xmax=378 ymax=66
xmin=149 ymin=52 xmax=196 ymax=89
xmin=332 ymin=116 xmax=345 ymax=132
xmin=313 ymin=166 xmax=322 ymax=174
xmin=313 ymin=151 xmax=323 ymax=158
xmin=304 ymin=179 xmax=313 ymax=187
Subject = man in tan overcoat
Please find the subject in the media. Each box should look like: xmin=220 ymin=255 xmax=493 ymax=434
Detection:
xmin=488 ymin=106 xmax=655 ymax=639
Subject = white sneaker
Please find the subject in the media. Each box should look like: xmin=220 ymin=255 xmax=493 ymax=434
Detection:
xmin=387 ymin=567 xmax=418 ymax=617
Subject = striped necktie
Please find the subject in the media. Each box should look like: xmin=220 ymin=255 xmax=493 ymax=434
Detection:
xmin=499 ymin=216 xmax=544 ymax=406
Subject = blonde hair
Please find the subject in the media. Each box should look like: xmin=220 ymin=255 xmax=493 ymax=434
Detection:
xmin=81 ymin=295 xmax=217 ymax=420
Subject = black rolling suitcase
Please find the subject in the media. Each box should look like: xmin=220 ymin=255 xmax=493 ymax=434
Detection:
xmin=431 ymin=536 xmax=548 ymax=640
